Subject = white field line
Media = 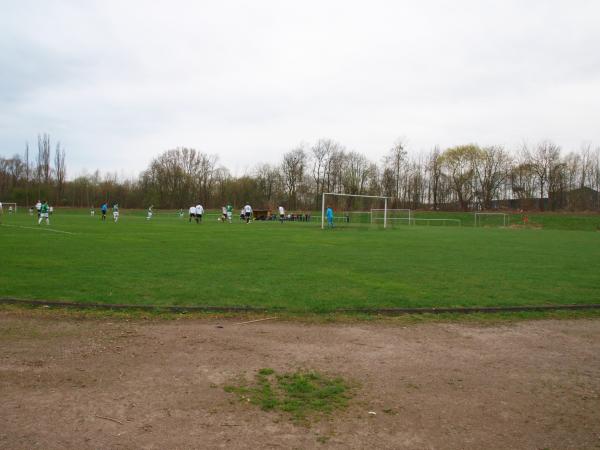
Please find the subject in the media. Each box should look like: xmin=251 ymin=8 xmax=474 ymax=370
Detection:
xmin=0 ymin=223 xmax=76 ymax=235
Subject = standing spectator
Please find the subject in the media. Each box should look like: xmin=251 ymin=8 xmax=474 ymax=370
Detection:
xmin=278 ymin=205 xmax=285 ymax=223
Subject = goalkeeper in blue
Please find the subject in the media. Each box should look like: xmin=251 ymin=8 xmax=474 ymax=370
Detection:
xmin=326 ymin=206 xmax=334 ymax=228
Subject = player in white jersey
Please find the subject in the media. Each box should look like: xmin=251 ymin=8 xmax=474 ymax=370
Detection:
xmin=195 ymin=204 xmax=204 ymax=223
xmin=243 ymin=204 xmax=252 ymax=224
xmin=113 ymin=203 xmax=120 ymax=222
xmin=146 ymin=205 xmax=153 ymax=220
xmin=189 ymin=205 xmax=196 ymax=222
xmin=278 ymin=205 xmax=285 ymax=223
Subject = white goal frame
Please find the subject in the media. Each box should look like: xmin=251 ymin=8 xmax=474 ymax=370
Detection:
xmin=370 ymin=208 xmax=411 ymax=225
xmin=321 ymin=193 xmax=391 ymax=229
xmin=474 ymin=212 xmax=509 ymax=227
xmin=0 ymin=202 xmax=17 ymax=212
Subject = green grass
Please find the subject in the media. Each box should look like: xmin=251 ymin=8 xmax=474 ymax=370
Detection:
xmin=224 ymin=368 xmax=352 ymax=422
xmin=0 ymin=208 xmax=599 ymax=312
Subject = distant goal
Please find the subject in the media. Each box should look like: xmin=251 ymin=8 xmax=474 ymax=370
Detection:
xmin=474 ymin=212 xmax=509 ymax=227
xmin=0 ymin=202 xmax=17 ymax=213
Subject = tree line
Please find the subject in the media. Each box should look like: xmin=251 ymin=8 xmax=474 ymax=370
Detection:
xmin=1 ymin=135 xmax=600 ymax=211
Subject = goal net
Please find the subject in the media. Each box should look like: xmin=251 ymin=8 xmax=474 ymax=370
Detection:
xmin=320 ymin=193 xmax=391 ymax=229
xmin=474 ymin=212 xmax=509 ymax=227
xmin=371 ymin=208 xmax=411 ymax=228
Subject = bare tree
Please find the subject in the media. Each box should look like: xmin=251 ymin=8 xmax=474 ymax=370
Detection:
xmin=384 ymin=139 xmax=408 ymax=204
xmin=36 ymin=133 xmax=52 ymax=187
xmin=281 ymin=146 xmax=307 ymax=209
xmin=427 ymin=147 xmax=443 ymax=210
xmin=24 ymin=142 xmax=31 ymax=207
xmin=524 ymin=141 xmax=561 ymax=211
xmin=54 ymin=142 xmax=67 ymax=204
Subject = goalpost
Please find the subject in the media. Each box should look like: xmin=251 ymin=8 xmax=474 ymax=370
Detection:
xmin=321 ymin=193 xmax=391 ymax=229
xmin=474 ymin=212 xmax=509 ymax=227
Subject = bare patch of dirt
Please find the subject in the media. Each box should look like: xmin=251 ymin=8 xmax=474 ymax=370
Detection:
xmin=1 ymin=311 xmax=599 ymax=449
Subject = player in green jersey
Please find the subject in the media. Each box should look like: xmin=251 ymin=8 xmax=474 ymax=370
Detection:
xmin=38 ymin=201 xmax=50 ymax=225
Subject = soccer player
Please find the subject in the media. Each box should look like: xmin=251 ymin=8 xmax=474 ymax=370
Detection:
xmin=0 ymin=201 xmax=3 ymax=224
xmin=326 ymin=206 xmax=334 ymax=228
xmin=221 ymin=205 xmax=227 ymax=222
xmin=278 ymin=205 xmax=285 ymax=223
xmin=189 ymin=205 xmax=196 ymax=222
xmin=178 ymin=209 xmax=184 ymax=218
xmin=113 ymin=203 xmax=119 ymax=222
xmin=226 ymin=204 xmax=233 ymax=223
xmin=101 ymin=203 xmax=108 ymax=221
xmin=243 ymin=203 xmax=252 ymax=224
xmin=146 ymin=205 xmax=153 ymax=220
xmin=35 ymin=200 xmax=42 ymax=218
xmin=38 ymin=200 xmax=50 ymax=225
xmin=90 ymin=207 xmax=95 ymax=216
xmin=196 ymin=204 xmax=204 ymax=223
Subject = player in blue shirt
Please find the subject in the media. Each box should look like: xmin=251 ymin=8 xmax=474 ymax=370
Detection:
xmin=101 ymin=203 xmax=108 ymax=221
xmin=326 ymin=206 xmax=334 ymax=228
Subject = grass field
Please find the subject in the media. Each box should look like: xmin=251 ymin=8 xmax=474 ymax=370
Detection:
xmin=1 ymin=208 xmax=599 ymax=312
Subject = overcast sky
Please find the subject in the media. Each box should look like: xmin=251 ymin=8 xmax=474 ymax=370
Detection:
xmin=1 ymin=0 xmax=599 ymax=178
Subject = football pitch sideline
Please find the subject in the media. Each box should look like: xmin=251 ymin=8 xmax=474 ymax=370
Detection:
xmin=1 ymin=210 xmax=599 ymax=312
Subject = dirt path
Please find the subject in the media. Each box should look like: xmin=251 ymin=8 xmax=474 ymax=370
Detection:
xmin=1 ymin=312 xmax=599 ymax=449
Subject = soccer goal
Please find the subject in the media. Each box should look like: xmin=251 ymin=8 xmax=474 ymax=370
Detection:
xmin=1 ymin=202 xmax=17 ymax=213
xmin=320 ymin=193 xmax=391 ymax=229
xmin=474 ymin=212 xmax=509 ymax=227
xmin=371 ymin=208 xmax=411 ymax=227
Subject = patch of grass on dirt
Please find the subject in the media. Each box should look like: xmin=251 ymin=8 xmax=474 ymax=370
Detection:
xmin=224 ymin=368 xmax=353 ymax=422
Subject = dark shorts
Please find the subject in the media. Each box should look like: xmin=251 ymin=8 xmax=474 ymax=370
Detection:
xmin=245 ymin=212 xmax=251 ymax=218
xmin=190 ymin=213 xmax=195 ymax=218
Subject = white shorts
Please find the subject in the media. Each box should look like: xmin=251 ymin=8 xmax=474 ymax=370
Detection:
xmin=113 ymin=212 xmax=119 ymax=217
xmin=41 ymin=213 xmax=49 ymax=218
xmin=227 ymin=212 xmax=232 ymax=218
